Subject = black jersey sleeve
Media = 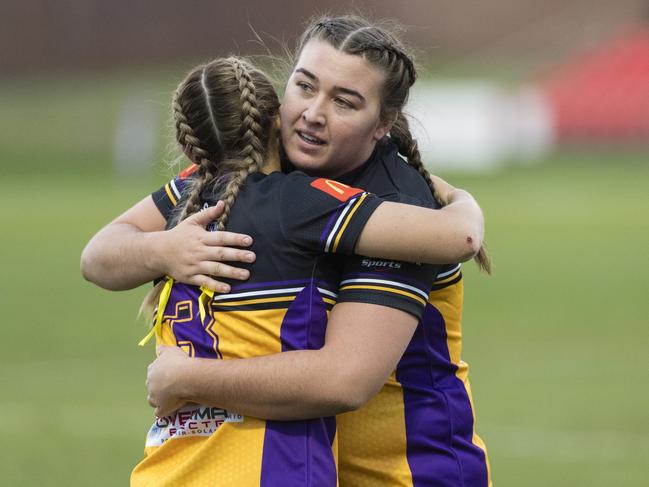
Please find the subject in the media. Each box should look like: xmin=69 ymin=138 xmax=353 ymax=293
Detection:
xmin=336 ymin=192 xmax=438 ymax=319
xmin=337 ymin=257 xmax=436 ymax=319
xmin=151 ymin=165 xmax=198 ymax=222
xmin=278 ymin=172 xmax=382 ymax=256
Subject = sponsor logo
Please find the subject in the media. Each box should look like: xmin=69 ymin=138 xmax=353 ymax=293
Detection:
xmin=179 ymin=164 xmax=199 ymax=179
xmin=310 ymin=178 xmax=364 ymax=202
xmin=361 ymin=259 xmax=402 ymax=270
xmin=145 ymin=405 xmax=243 ymax=447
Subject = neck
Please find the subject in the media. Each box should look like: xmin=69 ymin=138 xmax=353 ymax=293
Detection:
xmin=261 ymin=137 xmax=282 ymax=174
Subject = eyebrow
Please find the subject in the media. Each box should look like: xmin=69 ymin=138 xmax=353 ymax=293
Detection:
xmin=295 ymin=68 xmax=366 ymax=103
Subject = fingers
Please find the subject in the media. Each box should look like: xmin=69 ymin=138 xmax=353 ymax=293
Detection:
xmin=188 ymin=201 xmax=225 ymax=226
xmin=203 ymin=230 xmax=253 ymax=249
xmin=192 ymin=275 xmax=233 ymax=293
xmin=193 ymin=259 xmax=250 ymax=282
xmin=200 ymin=245 xmax=255 ymax=265
xmin=187 ymin=203 xmax=254 ymax=251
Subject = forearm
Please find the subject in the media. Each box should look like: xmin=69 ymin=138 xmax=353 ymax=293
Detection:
xmin=148 ymin=304 xmax=416 ymax=420
xmin=81 ymin=223 xmax=168 ymax=290
xmin=357 ymin=190 xmax=483 ymax=264
xmin=176 ymin=350 xmax=361 ymax=420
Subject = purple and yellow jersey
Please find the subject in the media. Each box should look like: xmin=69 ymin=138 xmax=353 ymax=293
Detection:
xmin=333 ymin=141 xmax=491 ymax=487
xmin=131 ymin=170 xmax=382 ymax=487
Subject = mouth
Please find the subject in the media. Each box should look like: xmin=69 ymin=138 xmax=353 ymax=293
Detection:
xmin=297 ymin=130 xmax=326 ymax=146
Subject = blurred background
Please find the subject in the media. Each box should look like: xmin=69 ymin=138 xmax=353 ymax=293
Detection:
xmin=1 ymin=1 xmax=648 ymax=485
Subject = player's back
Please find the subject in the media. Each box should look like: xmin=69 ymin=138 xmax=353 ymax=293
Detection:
xmin=132 ymin=169 xmax=380 ymax=487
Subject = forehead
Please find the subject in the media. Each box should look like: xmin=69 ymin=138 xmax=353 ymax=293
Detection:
xmin=294 ymin=40 xmax=385 ymax=100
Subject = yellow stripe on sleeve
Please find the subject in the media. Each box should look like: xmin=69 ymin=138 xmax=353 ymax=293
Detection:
xmin=339 ymin=284 xmax=427 ymax=307
xmin=164 ymin=183 xmax=178 ymax=206
xmin=332 ymin=193 xmax=368 ymax=253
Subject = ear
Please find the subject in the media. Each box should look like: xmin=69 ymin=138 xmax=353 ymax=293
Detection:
xmin=373 ymin=114 xmax=396 ymax=141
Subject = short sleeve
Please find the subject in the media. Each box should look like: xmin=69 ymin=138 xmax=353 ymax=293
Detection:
xmin=151 ymin=164 xmax=198 ymax=222
xmin=336 ymin=191 xmax=439 ymax=319
xmin=337 ymin=258 xmax=436 ymax=319
xmin=278 ymin=172 xmax=382 ymax=256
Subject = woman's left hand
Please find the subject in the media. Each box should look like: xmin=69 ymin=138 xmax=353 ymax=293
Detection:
xmin=429 ymin=174 xmax=457 ymax=206
xmin=146 ymin=346 xmax=189 ymax=417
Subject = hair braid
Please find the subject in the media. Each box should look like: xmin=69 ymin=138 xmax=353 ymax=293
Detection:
xmin=214 ymin=57 xmax=266 ymax=230
xmin=141 ymin=56 xmax=280 ymax=320
xmin=172 ymin=91 xmax=218 ymax=225
xmin=391 ymin=113 xmax=492 ymax=274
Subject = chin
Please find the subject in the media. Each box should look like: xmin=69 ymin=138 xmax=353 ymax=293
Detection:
xmin=286 ymin=152 xmax=324 ymax=175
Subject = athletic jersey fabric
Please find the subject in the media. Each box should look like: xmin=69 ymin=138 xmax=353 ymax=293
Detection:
xmin=131 ymin=170 xmax=383 ymax=487
xmin=333 ymin=140 xmax=491 ymax=487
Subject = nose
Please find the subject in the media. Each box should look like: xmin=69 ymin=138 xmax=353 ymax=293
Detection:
xmin=301 ymin=97 xmax=326 ymax=126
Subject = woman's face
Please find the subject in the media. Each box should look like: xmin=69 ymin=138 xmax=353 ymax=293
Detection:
xmin=280 ymin=40 xmax=391 ymax=178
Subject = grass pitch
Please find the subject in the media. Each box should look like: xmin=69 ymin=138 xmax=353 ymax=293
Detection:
xmin=1 ymin=73 xmax=647 ymax=486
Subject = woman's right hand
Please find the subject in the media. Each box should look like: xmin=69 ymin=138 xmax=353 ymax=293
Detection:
xmin=158 ymin=201 xmax=256 ymax=293
xmin=81 ymin=198 xmax=255 ymax=292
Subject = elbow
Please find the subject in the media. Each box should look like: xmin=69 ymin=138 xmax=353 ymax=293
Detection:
xmin=80 ymin=243 xmax=120 ymax=290
xmin=457 ymin=231 xmax=482 ymax=262
xmin=80 ymin=245 xmax=97 ymax=283
xmin=453 ymin=221 xmax=483 ymax=263
xmin=326 ymin=372 xmax=382 ymax=413
xmin=331 ymin=392 xmax=367 ymax=414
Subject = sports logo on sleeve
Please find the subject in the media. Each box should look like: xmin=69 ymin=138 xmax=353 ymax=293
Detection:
xmin=310 ymin=178 xmax=364 ymax=202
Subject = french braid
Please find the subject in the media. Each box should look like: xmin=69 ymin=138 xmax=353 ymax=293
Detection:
xmin=215 ymin=57 xmax=266 ymax=230
xmin=172 ymin=86 xmax=219 ymax=226
xmin=141 ymin=57 xmax=279 ymax=318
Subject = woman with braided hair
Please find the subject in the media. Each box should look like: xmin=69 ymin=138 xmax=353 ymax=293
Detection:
xmin=151 ymin=17 xmax=491 ymax=486
xmin=82 ymin=14 xmax=491 ymax=487
xmin=119 ymin=54 xmax=484 ymax=486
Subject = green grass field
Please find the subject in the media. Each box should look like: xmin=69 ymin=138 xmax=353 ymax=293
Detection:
xmin=1 ymin=74 xmax=648 ymax=486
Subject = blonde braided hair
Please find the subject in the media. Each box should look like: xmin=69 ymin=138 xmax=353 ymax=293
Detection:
xmin=214 ymin=57 xmax=267 ymax=230
xmin=140 ymin=57 xmax=280 ymax=318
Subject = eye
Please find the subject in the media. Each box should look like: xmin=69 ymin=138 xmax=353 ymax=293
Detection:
xmin=297 ymin=81 xmax=314 ymax=93
xmin=334 ymin=97 xmax=354 ymax=109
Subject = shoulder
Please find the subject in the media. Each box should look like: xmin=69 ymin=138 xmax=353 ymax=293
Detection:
xmin=354 ymin=140 xmax=438 ymax=207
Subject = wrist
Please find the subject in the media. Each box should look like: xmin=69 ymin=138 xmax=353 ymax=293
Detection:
xmin=174 ymin=356 xmax=209 ymax=403
xmin=144 ymin=231 xmax=171 ymax=277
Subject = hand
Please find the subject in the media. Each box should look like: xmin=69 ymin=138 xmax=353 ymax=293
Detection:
xmin=157 ymin=201 xmax=256 ymax=292
xmin=429 ymin=174 xmax=457 ymax=207
xmin=146 ymin=346 xmax=190 ymax=418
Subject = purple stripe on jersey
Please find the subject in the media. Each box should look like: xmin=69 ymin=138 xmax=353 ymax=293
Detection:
xmin=260 ymin=283 xmax=337 ymax=487
xmin=319 ymin=201 xmax=345 ymax=247
xmin=278 ymin=282 xmax=327 ymax=351
xmin=343 ymin=272 xmax=430 ymax=292
xmin=395 ymin=304 xmax=488 ymax=487
xmin=165 ymin=284 xmax=220 ymax=359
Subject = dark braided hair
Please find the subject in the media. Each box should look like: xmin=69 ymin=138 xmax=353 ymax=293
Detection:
xmin=296 ymin=15 xmax=491 ymax=273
